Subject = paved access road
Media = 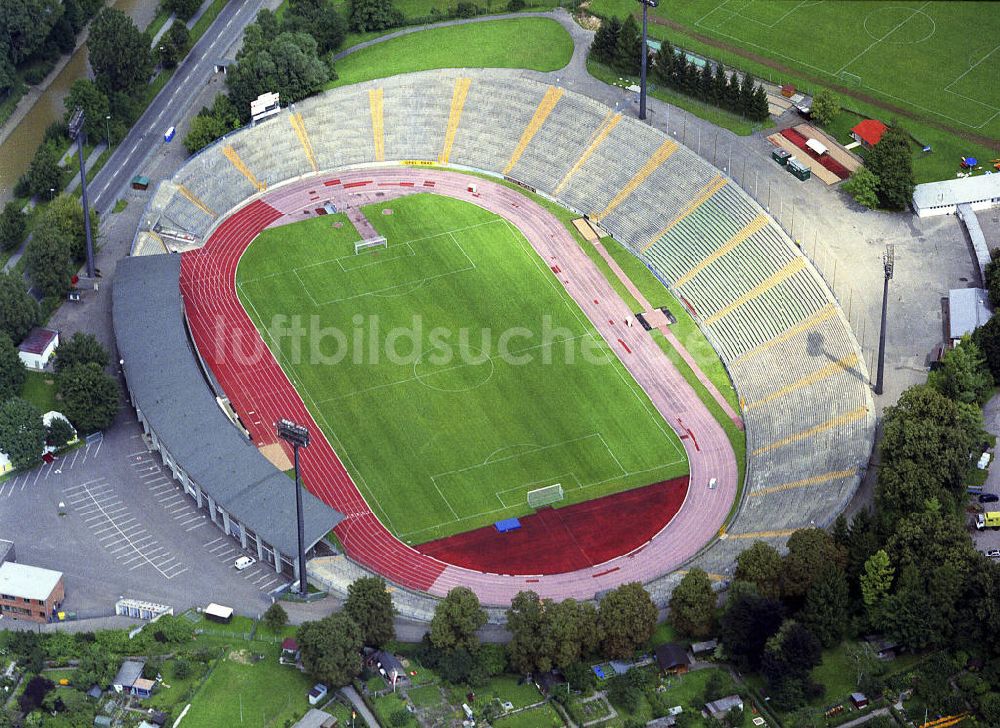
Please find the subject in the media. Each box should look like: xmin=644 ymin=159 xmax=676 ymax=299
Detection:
xmin=86 ymin=0 xmax=267 ymax=216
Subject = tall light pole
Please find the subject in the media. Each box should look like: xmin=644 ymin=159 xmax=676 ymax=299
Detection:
xmin=636 ymin=0 xmax=658 ymax=120
xmin=276 ymin=418 xmax=310 ymax=596
xmin=105 ymin=115 xmax=111 ymax=149
xmin=874 ymin=245 xmax=894 ymax=396
xmin=67 ymin=108 xmax=96 ymax=280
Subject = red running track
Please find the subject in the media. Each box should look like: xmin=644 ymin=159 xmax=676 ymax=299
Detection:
xmin=419 ymin=477 xmax=689 ymax=575
xmin=780 ymin=128 xmax=852 ymax=179
xmin=180 ymin=169 xmax=737 ymax=605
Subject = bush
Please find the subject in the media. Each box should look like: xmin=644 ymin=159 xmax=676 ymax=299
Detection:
xmin=389 ymin=707 xmax=412 ymax=726
xmin=507 ymin=0 xmax=526 ymax=9
xmin=173 ymin=658 xmax=192 ymax=679
xmin=453 ymin=1 xmax=478 ymax=16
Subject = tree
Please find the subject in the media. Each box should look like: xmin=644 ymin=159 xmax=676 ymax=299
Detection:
xmin=0 ymin=271 xmax=38 ymax=344
xmin=23 ymin=142 xmax=62 ymax=200
xmin=0 ymin=0 xmax=63 ymax=65
xmin=548 ymin=598 xmax=599 ymax=669
xmin=929 ymin=335 xmax=993 ymax=406
xmin=782 ymin=528 xmax=846 ymax=600
xmin=973 ymin=312 xmax=1000 ymax=381
xmin=843 ymin=166 xmax=880 ymax=209
xmin=719 ymin=593 xmax=784 ymax=669
xmin=984 ymin=249 xmax=1000 ymax=309
xmin=89 ymin=9 xmax=153 ymax=96
xmin=750 ymin=83 xmax=769 ymax=122
xmin=63 ymin=79 xmax=110 ymax=142
xmin=262 ymin=602 xmax=288 ymax=632
xmin=284 ymin=0 xmax=348 ymax=54
xmin=598 ymin=582 xmax=657 ymax=659
xmin=879 ymin=383 xmax=982 ymax=496
xmin=165 ymin=0 xmax=201 ymax=20
xmin=25 ymin=226 xmax=72 ymax=299
xmin=860 ymin=549 xmax=894 ymax=627
xmin=591 ymin=16 xmax=621 ymax=66
xmin=0 ymin=334 xmax=25 ymax=403
xmin=760 ymin=620 xmax=821 ymax=710
xmin=0 ymin=398 xmax=44 ymax=470
xmin=798 ymin=562 xmax=849 ymax=647
xmin=865 ymin=122 xmax=915 ymax=211
xmin=615 ymin=14 xmax=643 ymax=75
xmin=53 ymin=331 xmax=109 ymax=373
xmin=344 ymin=575 xmax=396 ymax=647
xmin=36 ymin=194 xmax=100 ymax=263
xmin=348 ymin=0 xmax=403 ymax=33
xmin=881 ymin=563 xmax=934 ymax=649
xmin=58 ymin=363 xmax=119 ymax=433
xmin=430 ymin=586 xmax=487 ymax=653
xmin=669 ymin=568 xmax=716 ymax=638
xmin=734 ymin=541 xmax=783 ymax=600
xmin=297 ymin=612 xmax=363 ymax=687
xmin=183 ymin=112 xmax=229 ymax=154
xmin=45 ymin=414 xmax=75 ymax=448
xmin=227 ymin=32 xmax=329 ymax=119
xmin=0 ymin=202 xmax=27 ymax=253
xmin=810 ymin=89 xmax=839 ymax=126
xmin=159 ymin=20 xmax=191 ymax=69
xmin=506 ymin=591 xmax=555 ymax=674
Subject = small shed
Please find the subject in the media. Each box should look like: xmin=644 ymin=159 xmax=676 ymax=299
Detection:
xmin=690 ymin=639 xmax=718 ymax=656
xmin=204 ymin=603 xmax=233 ymax=624
xmin=654 ymin=643 xmax=691 ymax=674
xmin=293 ymin=709 xmax=338 ymax=728
xmin=132 ymin=678 xmax=155 ymax=699
xmin=850 ymin=692 xmax=868 ymax=709
xmin=705 ymin=695 xmax=744 ymax=721
xmin=851 ymin=119 xmax=887 ymax=148
xmin=367 ymin=650 xmax=409 ymax=687
xmin=948 ymin=288 xmax=991 ymax=344
xmin=534 ymin=670 xmax=566 ymax=694
xmin=18 ymin=328 xmax=59 ymax=370
xmin=86 ymin=685 xmax=103 ymax=700
xmin=282 ymin=638 xmax=300 ymax=660
xmin=112 ymin=659 xmax=145 ymax=694
xmin=94 ymin=717 xmax=113 ymax=728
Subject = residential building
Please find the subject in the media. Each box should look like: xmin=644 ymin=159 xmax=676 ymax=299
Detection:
xmin=0 ymin=562 xmax=64 ymax=623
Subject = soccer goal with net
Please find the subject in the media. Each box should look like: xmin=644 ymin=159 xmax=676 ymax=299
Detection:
xmin=527 ymin=483 xmax=564 ymax=508
xmin=355 ymin=236 xmax=387 ymax=254
xmin=839 ymin=71 xmax=862 ymax=88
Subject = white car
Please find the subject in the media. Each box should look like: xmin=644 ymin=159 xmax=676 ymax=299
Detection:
xmin=234 ymin=556 xmax=256 ymax=571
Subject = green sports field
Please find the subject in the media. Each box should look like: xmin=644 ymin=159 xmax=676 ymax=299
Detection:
xmin=588 ymin=0 xmax=1000 ymax=140
xmin=236 ymin=194 xmax=687 ymax=543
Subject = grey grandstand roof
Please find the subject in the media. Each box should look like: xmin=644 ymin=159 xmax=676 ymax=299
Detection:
xmin=112 ymin=254 xmax=343 ymax=557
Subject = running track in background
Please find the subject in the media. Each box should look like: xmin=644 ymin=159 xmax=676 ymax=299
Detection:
xmin=179 ymin=169 xmax=737 ymax=605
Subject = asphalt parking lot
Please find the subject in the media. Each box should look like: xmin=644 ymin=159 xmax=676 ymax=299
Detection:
xmin=0 ymin=410 xmax=290 ymax=619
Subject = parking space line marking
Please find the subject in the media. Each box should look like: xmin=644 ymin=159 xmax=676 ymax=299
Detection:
xmin=203 ymin=537 xmax=224 ymax=547
xmin=186 ymin=522 xmax=207 ymax=531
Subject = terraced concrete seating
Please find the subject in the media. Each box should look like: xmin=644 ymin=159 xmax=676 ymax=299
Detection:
xmin=138 ymin=69 xmax=875 ymax=570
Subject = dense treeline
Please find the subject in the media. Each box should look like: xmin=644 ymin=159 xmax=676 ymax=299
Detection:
xmin=589 ymin=18 xmax=769 ymax=123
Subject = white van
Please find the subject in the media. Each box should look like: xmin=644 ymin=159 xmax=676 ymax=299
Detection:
xmin=234 ymin=556 xmax=256 ymax=571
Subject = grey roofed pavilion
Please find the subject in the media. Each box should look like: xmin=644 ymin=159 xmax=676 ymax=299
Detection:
xmin=112 ymin=254 xmax=343 ymax=561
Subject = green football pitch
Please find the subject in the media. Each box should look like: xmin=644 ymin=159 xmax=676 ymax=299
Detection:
xmin=588 ymin=0 xmax=1000 ymax=138
xmin=236 ymin=194 xmax=688 ymax=543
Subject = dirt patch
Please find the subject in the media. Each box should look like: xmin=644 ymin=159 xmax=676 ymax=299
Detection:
xmin=228 ymin=649 xmax=252 ymax=664
xmin=258 ymin=442 xmax=293 ymax=471
xmin=382 ymin=208 xmax=394 ymax=215
xmin=332 ymin=221 xmax=343 ymax=228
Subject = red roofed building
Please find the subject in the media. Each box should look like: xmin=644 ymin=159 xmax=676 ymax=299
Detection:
xmin=17 ymin=328 xmax=59 ymax=370
xmin=851 ymin=119 xmax=887 ymax=148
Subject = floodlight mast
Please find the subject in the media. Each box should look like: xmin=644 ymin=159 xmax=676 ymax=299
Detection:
xmin=873 ymin=245 xmax=894 ymax=396
xmin=637 ymin=0 xmax=658 ymax=121
xmin=276 ymin=418 xmax=310 ymax=595
xmin=68 ymin=108 xmax=96 ymax=280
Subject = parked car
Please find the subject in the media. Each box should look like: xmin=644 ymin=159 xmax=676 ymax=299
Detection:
xmin=986 ymin=549 xmax=1000 ymax=559
xmin=234 ymin=556 xmax=256 ymax=571
xmin=979 ymin=493 xmax=999 ymax=503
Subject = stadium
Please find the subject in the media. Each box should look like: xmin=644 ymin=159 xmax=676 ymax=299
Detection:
xmin=114 ymin=69 xmax=876 ymax=607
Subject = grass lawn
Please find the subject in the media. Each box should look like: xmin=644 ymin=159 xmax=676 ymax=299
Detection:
xmin=332 ymin=0 xmax=559 ymax=24
xmin=328 ymin=18 xmax=573 ymax=88
xmin=21 ymin=370 xmax=59 ymax=413
xmin=238 ymin=193 xmax=688 ymax=543
xmin=408 ymin=684 xmax=443 ymax=708
xmin=585 ymin=0 xmax=1000 ymax=143
xmin=494 ymin=702 xmax=565 ymax=727
xmin=182 ymin=645 xmax=314 ymax=727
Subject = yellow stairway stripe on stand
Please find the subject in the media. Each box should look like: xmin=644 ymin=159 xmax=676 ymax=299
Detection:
xmin=222 ymin=146 xmax=265 ymax=192
xmin=642 ymin=175 xmax=726 ymax=252
xmin=177 ymin=184 xmax=217 ymax=217
xmin=553 ymin=110 xmax=621 ymax=195
xmin=290 ymin=112 xmax=318 ymax=173
xmin=592 ymin=138 xmax=678 ymax=222
xmin=369 ymin=88 xmax=384 ymax=162
xmin=503 ymin=86 xmax=563 ymax=175
xmin=439 ymin=77 xmax=471 ymax=165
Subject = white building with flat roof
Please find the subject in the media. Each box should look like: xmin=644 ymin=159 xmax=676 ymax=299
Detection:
xmin=913 ymin=174 xmax=1000 ymax=218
